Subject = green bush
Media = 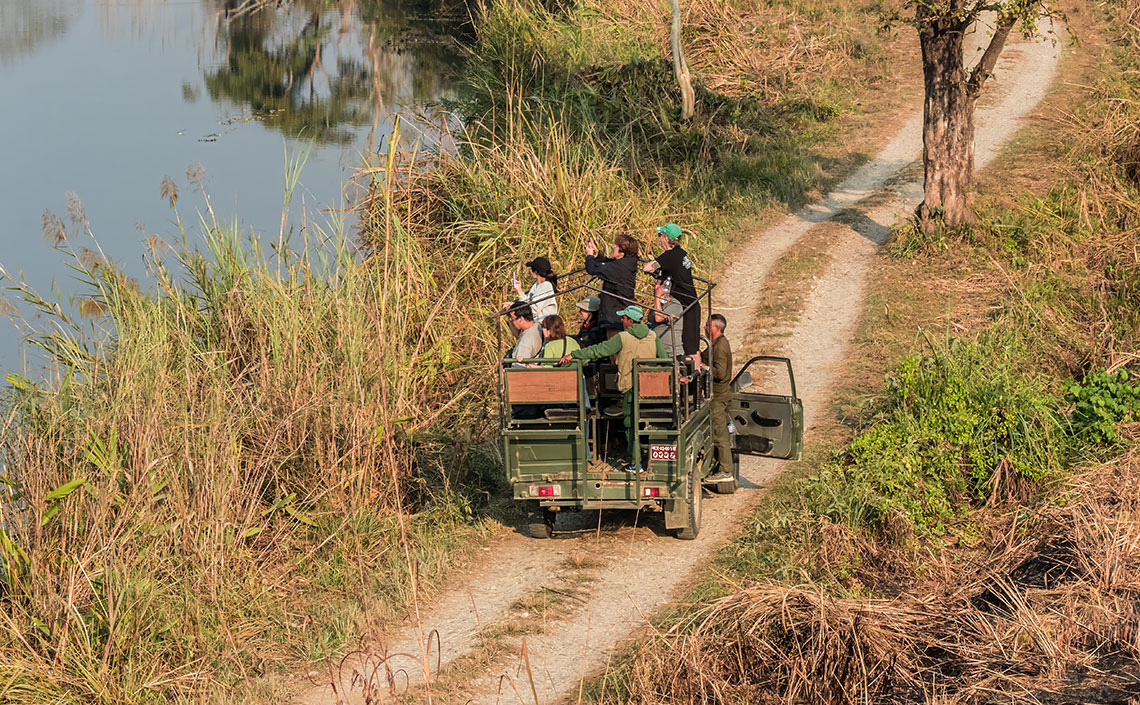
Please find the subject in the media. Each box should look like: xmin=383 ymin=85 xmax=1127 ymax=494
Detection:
xmin=1066 ymin=368 xmax=1140 ymax=443
xmin=802 ymin=337 xmax=1068 ymax=535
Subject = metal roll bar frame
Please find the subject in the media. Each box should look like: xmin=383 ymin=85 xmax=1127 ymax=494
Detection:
xmin=495 ymin=260 xmax=715 ymax=430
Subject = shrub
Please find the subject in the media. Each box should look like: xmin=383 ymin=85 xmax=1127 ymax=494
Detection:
xmin=802 ymin=337 xmax=1068 ymax=535
xmin=1065 ymin=367 xmax=1140 ymax=444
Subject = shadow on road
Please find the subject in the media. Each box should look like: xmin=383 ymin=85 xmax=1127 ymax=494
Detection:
xmin=507 ymin=479 xmax=764 ymax=540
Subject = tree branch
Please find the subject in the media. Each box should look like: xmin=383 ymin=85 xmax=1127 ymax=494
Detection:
xmin=670 ymin=0 xmax=695 ymax=120
xmin=966 ymin=13 xmax=1017 ymax=97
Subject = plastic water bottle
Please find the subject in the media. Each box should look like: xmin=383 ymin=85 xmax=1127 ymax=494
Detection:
xmin=727 ymin=421 xmax=736 ymax=435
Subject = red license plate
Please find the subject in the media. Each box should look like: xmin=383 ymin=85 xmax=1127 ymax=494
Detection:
xmin=649 ymin=445 xmax=677 ymax=462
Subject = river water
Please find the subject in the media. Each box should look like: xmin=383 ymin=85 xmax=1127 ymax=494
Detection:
xmin=0 ymin=0 xmax=464 ymax=375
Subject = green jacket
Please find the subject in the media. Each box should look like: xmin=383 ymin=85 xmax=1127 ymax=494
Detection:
xmin=701 ymin=335 xmax=733 ymax=398
xmin=571 ymin=323 xmax=668 ymax=393
xmin=570 ymin=323 xmax=667 ymax=362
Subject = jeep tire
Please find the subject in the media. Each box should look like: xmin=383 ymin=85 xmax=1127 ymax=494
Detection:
xmin=675 ymin=452 xmax=703 ymax=540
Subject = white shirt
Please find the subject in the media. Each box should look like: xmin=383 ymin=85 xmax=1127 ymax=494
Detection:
xmin=523 ymin=280 xmax=557 ymax=323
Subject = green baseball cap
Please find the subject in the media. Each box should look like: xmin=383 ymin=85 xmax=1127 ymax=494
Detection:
xmin=655 ymin=223 xmax=682 ymax=239
xmin=616 ymin=305 xmax=644 ymax=322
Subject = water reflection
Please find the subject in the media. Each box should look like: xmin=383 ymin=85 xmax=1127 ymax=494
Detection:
xmin=0 ymin=0 xmax=468 ymax=375
xmin=205 ymin=0 xmax=464 ymax=144
xmin=0 ymin=0 xmax=72 ymax=65
xmin=206 ymin=10 xmax=370 ymax=143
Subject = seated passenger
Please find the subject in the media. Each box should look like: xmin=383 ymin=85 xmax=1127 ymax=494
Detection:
xmin=560 ymin=305 xmax=666 ymax=469
xmin=541 ymin=315 xmax=580 ymax=361
xmin=540 ymin=315 xmax=590 ymax=449
xmin=505 ymin=302 xmax=543 ymax=364
xmin=504 ymin=302 xmax=543 ymax=420
xmin=573 ymin=295 xmax=606 ymax=348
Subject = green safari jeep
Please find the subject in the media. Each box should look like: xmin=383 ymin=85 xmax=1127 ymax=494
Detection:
xmin=499 ymin=352 xmax=804 ymax=540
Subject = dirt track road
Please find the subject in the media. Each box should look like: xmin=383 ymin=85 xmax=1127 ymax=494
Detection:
xmin=296 ymin=23 xmax=1064 ymax=705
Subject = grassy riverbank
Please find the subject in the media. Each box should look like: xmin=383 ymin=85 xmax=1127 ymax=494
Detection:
xmin=2 ymin=0 xmax=908 ymax=701
xmin=0 ymin=208 xmax=502 ymax=702
xmin=589 ymin=1 xmax=1140 ymax=702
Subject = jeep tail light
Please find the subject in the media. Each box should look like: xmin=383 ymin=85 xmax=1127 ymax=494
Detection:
xmin=529 ymin=485 xmax=561 ymax=497
xmin=642 ymin=487 xmax=661 ymax=497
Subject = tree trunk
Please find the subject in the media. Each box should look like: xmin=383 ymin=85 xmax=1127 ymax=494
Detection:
xmin=917 ymin=9 xmax=977 ymax=231
xmin=670 ymin=0 xmax=695 ymax=121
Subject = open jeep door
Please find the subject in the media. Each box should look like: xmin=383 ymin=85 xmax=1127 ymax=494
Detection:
xmin=729 ymin=356 xmax=803 ymax=460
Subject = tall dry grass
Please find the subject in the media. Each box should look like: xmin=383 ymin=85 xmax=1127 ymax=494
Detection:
xmin=380 ymin=0 xmax=897 ymax=286
xmin=0 ymin=170 xmax=494 ymax=702
xmin=461 ymin=0 xmax=895 ymax=214
xmin=579 ymin=0 xmax=887 ymax=101
xmin=603 ymin=448 xmax=1140 ymax=704
xmin=364 ymin=110 xmax=677 ymax=269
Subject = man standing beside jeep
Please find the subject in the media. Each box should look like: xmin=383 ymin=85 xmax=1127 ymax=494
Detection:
xmin=690 ymin=314 xmax=733 ymax=482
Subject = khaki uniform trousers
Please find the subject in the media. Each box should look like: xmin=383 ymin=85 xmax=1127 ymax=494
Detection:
xmin=710 ymin=392 xmax=732 ymax=473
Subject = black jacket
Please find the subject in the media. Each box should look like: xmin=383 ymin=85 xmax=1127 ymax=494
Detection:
xmin=574 ymin=319 xmax=608 ymax=348
xmin=654 ymin=245 xmax=697 ymax=305
xmin=585 ymin=254 xmax=638 ymax=330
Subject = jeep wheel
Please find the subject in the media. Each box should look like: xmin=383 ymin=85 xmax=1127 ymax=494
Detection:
xmin=528 ymin=509 xmax=555 ymax=539
xmin=711 ymin=451 xmax=740 ymax=495
xmin=675 ymin=454 xmax=703 ymax=540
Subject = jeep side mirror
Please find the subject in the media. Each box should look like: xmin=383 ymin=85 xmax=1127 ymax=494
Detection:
xmin=733 ymin=371 xmax=753 ymax=392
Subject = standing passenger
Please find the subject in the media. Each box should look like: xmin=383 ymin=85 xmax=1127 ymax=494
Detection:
xmin=585 ymin=234 xmax=638 ymax=335
xmin=688 ymin=314 xmax=733 ymax=482
xmin=644 ymin=223 xmax=700 ymax=355
xmin=510 ymin=256 xmax=559 ymax=324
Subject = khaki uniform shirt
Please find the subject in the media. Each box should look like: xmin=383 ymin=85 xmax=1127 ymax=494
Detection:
xmin=701 ymin=335 xmax=733 ymax=397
